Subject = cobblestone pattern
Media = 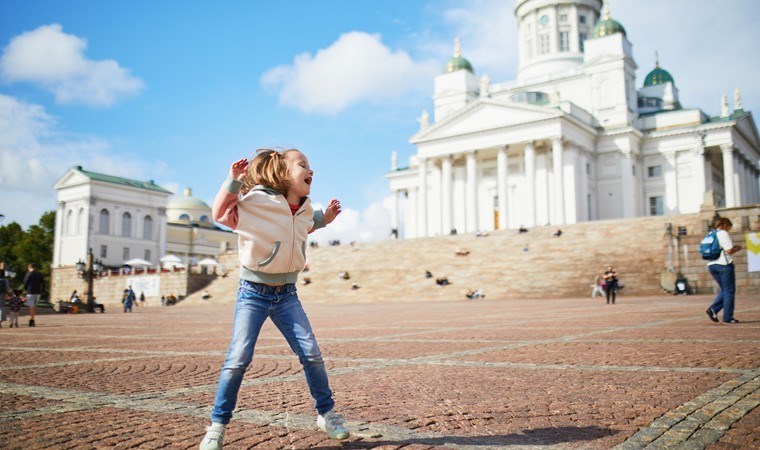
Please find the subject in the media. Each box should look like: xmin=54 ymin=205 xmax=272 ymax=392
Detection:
xmin=0 ymin=294 xmax=757 ymax=449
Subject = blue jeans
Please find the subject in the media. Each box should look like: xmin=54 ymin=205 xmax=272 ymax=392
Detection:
xmin=708 ymin=263 xmax=735 ymax=322
xmin=210 ymin=280 xmax=334 ymax=424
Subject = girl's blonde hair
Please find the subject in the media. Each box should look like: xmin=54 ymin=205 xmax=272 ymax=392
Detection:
xmin=241 ymin=148 xmax=300 ymax=195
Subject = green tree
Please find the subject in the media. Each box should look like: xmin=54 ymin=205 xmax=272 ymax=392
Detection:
xmin=0 ymin=211 xmax=56 ymax=293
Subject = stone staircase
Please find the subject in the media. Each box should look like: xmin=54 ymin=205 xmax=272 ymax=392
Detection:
xmin=183 ymin=213 xmax=711 ymax=305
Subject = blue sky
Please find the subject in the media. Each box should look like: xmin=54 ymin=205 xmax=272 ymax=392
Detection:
xmin=1 ymin=0 xmax=759 ymax=243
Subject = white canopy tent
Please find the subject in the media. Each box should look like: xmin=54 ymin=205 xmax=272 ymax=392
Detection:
xmin=159 ymin=254 xmax=185 ymax=269
xmin=123 ymin=258 xmax=152 ymax=267
xmin=197 ymin=258 xmax=219 ymax=266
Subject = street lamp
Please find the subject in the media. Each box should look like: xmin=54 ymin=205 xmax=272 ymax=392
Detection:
xmin=76 ymin=248 xmax=103 ymax=313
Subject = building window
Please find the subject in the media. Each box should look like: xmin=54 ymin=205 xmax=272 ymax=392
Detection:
xmin=99 ymin=209 xmax=110 ymax=234
xmin=66 ymin=210 xmax=73 ymax=235
xmin=586 ymin=163 xmax=591 ymax=175
xmin=77 ymin=208 xmax=84 ymax=234
xmin=579 ymin=15 xmax=586 ymax=24
xmin=143 ymin=216 xmax=153 ymax=240
xmin=122 ymin=212 xmax=132 ymax=237
xmin=559 ymin=31 xmax=570 ymax=52
xmin=647 ymin=165 xmax=662 ymax=178
xmin=200 ymin=215 xmax=209 ymax=223
xmin=540 ymin=34 xmax=550 ymax=54
xmin=649 ymin=196 xmax=664 ymax=216
xmin=559 ymin=14 xmax=568 ymax=23
xmin=579 ymin=33 xmax=587 ymax=52
xmin=123 ymin=247 xmax=130 ymax=261
xmin=100 ymin=245 xmax=107 ymax=258
xmin=179 ymin=213 xmax=190 ymax=220
xmin=145 ymin=249 xmax=151 ymax=262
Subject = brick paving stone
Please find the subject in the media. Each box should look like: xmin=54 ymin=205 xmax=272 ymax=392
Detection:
xmin=0 ymin=294 xmax=757 ymax=449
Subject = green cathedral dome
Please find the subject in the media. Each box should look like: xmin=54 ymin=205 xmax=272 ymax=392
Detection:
xmin=590 ymin=7 xmax=627 ymax=39
xmin=443 ymin=37 xmax=474 ymax=74
xmin=643 ymin=63 xmax=675 ymax=87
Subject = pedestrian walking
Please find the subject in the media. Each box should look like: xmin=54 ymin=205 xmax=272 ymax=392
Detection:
xmin=8 ymin=290 xmax=22 ymax=327
xmin=23 ymin=263 xmax=45 ymax=327
xmin=705 ymin=218 xmax=743 ymax=324
xmin=199 ymin=149 xmax=349 ymax=450
xmin=0 ymin=272 xmax=9 ymax=327
xmin=603 ymin=266 xmax=619 ymax=304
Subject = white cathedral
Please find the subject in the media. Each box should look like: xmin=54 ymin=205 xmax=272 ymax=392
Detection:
xmin=386 ymin=0 xmax=760 ymax=239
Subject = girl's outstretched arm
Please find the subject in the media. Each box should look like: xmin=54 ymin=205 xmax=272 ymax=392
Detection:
xmin=212 ymin=158 xmax=248 ymax=230
xmin=323 ymin=198 xmax=342 ymax=225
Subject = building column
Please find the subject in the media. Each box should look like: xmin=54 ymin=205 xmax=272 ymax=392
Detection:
xmin=524 ymin=142 xmax=536 ymax=227
xmin=466 ymin=151 xmax=478 ymax=233
xmin=620 ymin=151 xmax=635 ymax=218
xmin=441 ymin=155 xmax=453 ymax=234
xmin=551 ymin=137 xmax=565 ymax=225
xmin=418 ymin=157 xmax=428 ymax=236
xmin=664 ymin=151 xmax=678 ymax=215
xmin=578 ymin=147 xmax=589 ymax=221
xmin=407 ymin=189 xmax=417 ymax=238
xmin=721 ymin=144 xmax=736 ymax=207
xmin=53 ymin=201 xmax=65 ymax=267
xmin=390 ymin=189 xmax=399 ymax=238
xmin=563 ymin=143 xmax=578 ymax=223
xmin=733 ymin=153 xmax=743 ymax=206
xmin=496 ymin=146 xmax=508 ymax=230
xmin=692 ymin=144 xmax=706 ymax=206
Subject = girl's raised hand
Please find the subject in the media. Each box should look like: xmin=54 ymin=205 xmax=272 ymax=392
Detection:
xmin=324 ymin=198 xmax=342 ymax=225
xmin=230 ymin=158 xmax=249 ymax=181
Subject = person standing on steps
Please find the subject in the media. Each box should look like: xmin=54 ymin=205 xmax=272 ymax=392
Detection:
xmin=603 ymin=266 xmax=619 ymax=305
xmin=23 ymin=263 xmax=45 ymax=327
xmin=705 ymin=218 xmax=743 ymax=324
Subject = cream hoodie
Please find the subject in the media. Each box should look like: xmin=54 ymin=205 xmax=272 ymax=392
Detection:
xmin=213 ymin=178 xmax=325 ymax=285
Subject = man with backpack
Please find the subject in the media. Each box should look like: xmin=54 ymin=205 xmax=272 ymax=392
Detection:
xmin=703 ymin=218 xmax=743 ymax=324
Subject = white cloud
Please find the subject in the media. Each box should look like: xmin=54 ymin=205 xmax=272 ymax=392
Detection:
xmin=434 ymin=0 xmax=519 ymax=80
xmin=0 ymin=94 xmax=171 ymax=227
xmin=310 ymin=196 xmax=395 ymax=245
xmin=261 ymin=31 xmax=439 ymax=115
xmin=0 ymin=24 xmax=144 ymax=107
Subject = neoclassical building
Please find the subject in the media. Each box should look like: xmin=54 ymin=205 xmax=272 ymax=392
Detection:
xmin=386 ymin=0 xmax=760 ymax=238
xmin=53 ymin=167 xmax=236 ymax=268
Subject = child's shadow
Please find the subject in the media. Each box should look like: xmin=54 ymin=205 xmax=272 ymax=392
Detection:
xmin=325 ymin=425 xmax=617 ymax=448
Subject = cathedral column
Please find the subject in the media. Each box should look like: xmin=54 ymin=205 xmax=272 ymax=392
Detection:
xmin=552 ymin=137 xmax=565 ymax=225
xmin=563 ymin=143 xmax=578 ymax=223
xmin=620 ymin=151 xmax=635 ymax=218
xmin=390 ymin=189 xmax=399 ymax=238
xmin=496 ymin=146 xmax=508 ymax=230
xmin=692 ymin=143 xmax=706 ymax=204
xmin=418 ymin=157 xmax=428 ymax=236
xmin=524 ymin=142 xmax=536 ymax=227
xmin=580 ymin=147 xmax=590 ymax=221
xmin=441 ymin=155 xmax=453 ymax=234
xmin=721 ymin=144 xmax=736 ymax=207
xmin=664 ymin=151 xmax=678 ymax=215
xmin=407 ymin=189 xmax=417 ymax=238
xmin=466 ymin=151 xmax=479 ymax=232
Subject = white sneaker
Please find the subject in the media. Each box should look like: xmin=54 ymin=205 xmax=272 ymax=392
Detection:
xmin=317 ymin=409 xmax=350 ymax=440
xmin=199 ymin=423 xmax=226 ymax=450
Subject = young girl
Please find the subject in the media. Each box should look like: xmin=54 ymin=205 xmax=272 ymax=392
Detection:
xmin=199 ymin=149 xmax=348 ymax=450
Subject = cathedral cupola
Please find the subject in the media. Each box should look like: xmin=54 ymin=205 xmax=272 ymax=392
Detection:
xmin=643 ymin=54 xmax=675 ymax=87
xmin=590 ymin=1 xmax=626 ymax=39
xmin=444 ymin=37 xmax=474 ymax=74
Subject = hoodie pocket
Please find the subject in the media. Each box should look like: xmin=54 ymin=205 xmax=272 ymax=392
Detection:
xmin=258 ymin=241 xmax=281 ymax=267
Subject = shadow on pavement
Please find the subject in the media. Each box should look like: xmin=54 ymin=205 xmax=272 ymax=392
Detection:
xmin=333 ymin=425 xmax=618 ymax=448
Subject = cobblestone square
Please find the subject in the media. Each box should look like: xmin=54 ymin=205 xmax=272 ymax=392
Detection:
xmin=1 ymin=294 xmax=758 ymax=449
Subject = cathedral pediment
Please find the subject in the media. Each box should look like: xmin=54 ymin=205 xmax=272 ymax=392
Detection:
xmin=411 ymin=99 xmax=561 ymax=143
